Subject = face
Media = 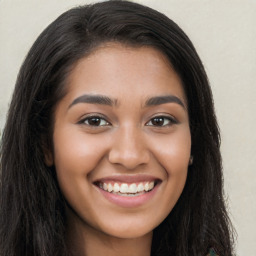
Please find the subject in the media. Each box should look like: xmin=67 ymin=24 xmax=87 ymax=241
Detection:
xmin=50 ymin=43 xmax=191 ymax=239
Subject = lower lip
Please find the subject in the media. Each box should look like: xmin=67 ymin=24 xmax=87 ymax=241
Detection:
xmin=95 ymin=184 xmax=160 ymax=208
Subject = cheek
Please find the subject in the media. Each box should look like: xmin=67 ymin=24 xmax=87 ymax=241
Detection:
xmin=150 ymin=128 xmax=191 ymax=174
xmin=148 ymin=128 xmax=191 ymax=210
xmin=52 ymin=127 xmax=110 ymax=213
xmin=53 ymin=127 xmax=108 ymax=175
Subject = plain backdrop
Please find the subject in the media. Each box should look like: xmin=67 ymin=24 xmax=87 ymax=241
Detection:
xmin=0 ymin=0 xmax=255 ymax=255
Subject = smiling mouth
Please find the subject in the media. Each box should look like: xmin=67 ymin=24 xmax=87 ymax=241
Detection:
xmin=95 ymin=181 xmax=158 ymax=197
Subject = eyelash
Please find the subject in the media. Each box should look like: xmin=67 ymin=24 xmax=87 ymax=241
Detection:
xmin=78 ymin=114 xmax=178 ymax=128
xmin=78 ymin=114 xmax=110 ymax=127
xmin=146 ymin=115 xmax=178 ymax=127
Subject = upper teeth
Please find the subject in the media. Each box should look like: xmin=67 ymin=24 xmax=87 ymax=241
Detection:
xmin=101 ymin=181 xmax=155 ymax=193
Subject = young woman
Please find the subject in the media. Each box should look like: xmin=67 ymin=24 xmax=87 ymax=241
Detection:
xmin=0 ymin=1 xmax=235 ymax=255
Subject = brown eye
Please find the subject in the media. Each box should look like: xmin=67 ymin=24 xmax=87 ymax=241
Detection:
xmin=81 ymin=116 xmax=110 ymax=126
xmin=146 ymin=116 xmax=177 ymax=127
xmin=151 ymin=117 xmax=165 ymax=126
xmin=87 ymin=117 xmax=101 ymax=126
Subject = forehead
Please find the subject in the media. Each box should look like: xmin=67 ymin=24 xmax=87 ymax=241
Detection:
xmin=64 ymin=43 xmax=187 ymax=105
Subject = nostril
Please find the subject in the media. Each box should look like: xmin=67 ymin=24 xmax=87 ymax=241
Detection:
xmin=108 ymin=149 xmax=150 ymax=169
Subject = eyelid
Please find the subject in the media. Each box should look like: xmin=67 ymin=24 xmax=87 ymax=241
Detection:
xmin=78 ymin=113 xmax=111 ymax=126
xmin=146 ymin=114 xmax=179 ymax=127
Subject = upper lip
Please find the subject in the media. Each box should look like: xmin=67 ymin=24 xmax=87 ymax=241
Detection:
xmin=93 ymin=174 xmax=161 ymax=184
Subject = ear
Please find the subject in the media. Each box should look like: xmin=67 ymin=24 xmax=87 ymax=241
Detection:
xmin=41 ymin=137 xmax=54 ymax=166
xmin=44 ymin=148 xmax=54 ymax=166
xmin=189 ymin=155 xmax=193 ymax=166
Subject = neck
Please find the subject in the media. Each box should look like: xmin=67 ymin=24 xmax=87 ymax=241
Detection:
xmin=65 ymin=214 xmax=153 ymax=256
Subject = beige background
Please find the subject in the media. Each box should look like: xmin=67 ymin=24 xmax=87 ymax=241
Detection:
xmin=0 ymin=0 xmax=255 ymax=255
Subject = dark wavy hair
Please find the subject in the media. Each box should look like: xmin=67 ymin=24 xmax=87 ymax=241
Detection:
xmin=0 ymin=1 xmax=235 ymax=255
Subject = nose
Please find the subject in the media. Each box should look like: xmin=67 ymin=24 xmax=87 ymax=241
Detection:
xmin=108 ymin=126 xmax=150 ymax=169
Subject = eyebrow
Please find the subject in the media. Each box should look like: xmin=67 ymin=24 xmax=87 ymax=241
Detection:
xmin=68 ymin=94 xmax=185 ymax=109
xmin=145 ymin=95 xmax=185 ymax=108
xmin=69 ymin=94 xmax=117 ymax=109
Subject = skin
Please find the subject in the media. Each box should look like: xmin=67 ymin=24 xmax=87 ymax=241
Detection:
xmin=48 ymin=43 xmax=191 ymax=256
